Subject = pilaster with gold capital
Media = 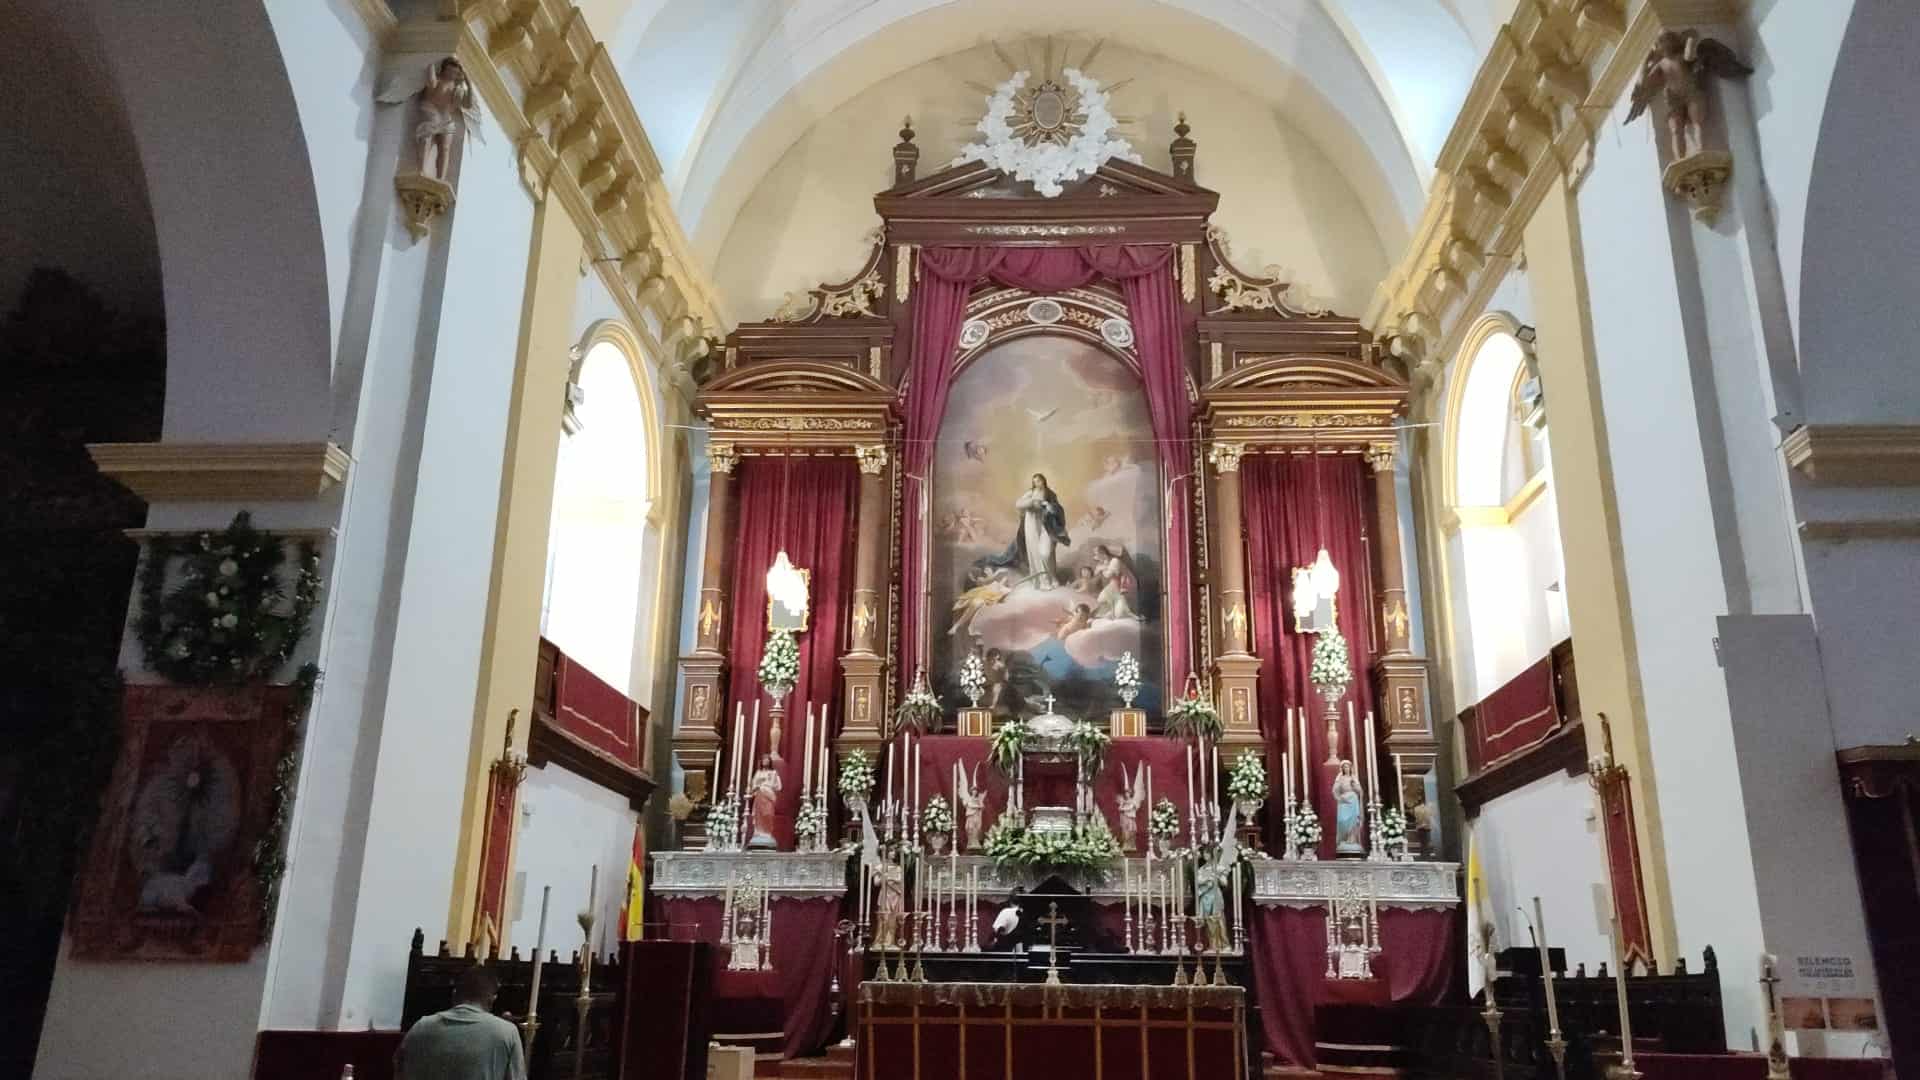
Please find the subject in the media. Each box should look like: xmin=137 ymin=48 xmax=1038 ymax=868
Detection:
xmin=1208 ymin=440 xmax=1261 ymax=747
xmin=840 ymin=444 xmax=891 ymax=749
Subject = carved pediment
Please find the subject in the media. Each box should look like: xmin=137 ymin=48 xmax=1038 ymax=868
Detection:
xmin=876 ymin=158 xmax=1219 ymax=246
xmin=1208 ymin=356 xmax=1405 ymax=394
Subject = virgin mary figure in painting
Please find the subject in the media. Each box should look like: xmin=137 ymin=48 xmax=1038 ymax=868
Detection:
xmin=983 ymin=474 xmax=1071 ymax=588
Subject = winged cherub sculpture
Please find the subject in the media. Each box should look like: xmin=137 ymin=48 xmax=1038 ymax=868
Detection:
xmin=1626 ymin=29 xmax=1753 ymax=161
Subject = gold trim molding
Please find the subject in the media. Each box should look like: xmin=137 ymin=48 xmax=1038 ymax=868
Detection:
xmin=1781 ymin=425 xmax=1920 ymax=487
xmin=88 ymin=442 xmax=351 ymax=501
xmin=1363 ymin=0 xmax=1652 ymax=389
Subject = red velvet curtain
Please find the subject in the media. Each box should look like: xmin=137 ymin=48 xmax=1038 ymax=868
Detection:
xmin=898 ymin=245 xmax=1194 ymax=691
xmin=723 ymin=456 xmax=859 ymax=848
xmin=651 ymin=896 xmax=845 ymax=1059
xmin=1242 ymin=454 xmax=1378 ymax=856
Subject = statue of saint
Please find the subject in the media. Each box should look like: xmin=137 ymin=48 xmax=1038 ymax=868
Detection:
xmin=1115 ymin=762 xmax=1146 ymax=853
xmin=746 ymin=753 xmax=782 ymax=850
xmin=958 ymin=764 xmax=988 ymax=853
xmin=874 ymin=857 xmax=906 ymax=949
xmin=1332 ymin=760 xmax=1365 ymax=855
xmin=1193 ymin=804 xmax=1240 ymax=952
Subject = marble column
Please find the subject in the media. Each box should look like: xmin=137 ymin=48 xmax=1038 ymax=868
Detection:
xmin=1208 ymin=441 xmax=1261 ymax=748
xmin=840 ymin=444 xmax=890 ymax=749
xmin=673 ymin=441 xmax=737 ymax=806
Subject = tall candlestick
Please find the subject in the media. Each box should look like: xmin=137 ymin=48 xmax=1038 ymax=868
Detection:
xmin=1394 ymin=753 xmax=1407 ymax=810
xmin=1285 ymin=705 xmax=1296 ymax=770
xmin=912 ymin=736 xmax=923 ymax=845
xmin=1145 ymin=766 xmax=1153 ymax=834
xmin=1281 ymin=750 xmax=1291 ymax=809
xmin=527 ymin=885 xmax=552 ymax=1014
xmin=750 ymin=700 xmax=761 ymax=766
xmin=732 ymin=704 xmax=746 ymax=796
xmin=1533 ymin=897 xmax=1562 ymax=1034
xmin=819 ymin=703 xmax=832 ymax=801
xmin=885 ymin=739 xmax=895 ymax=807
xmin=1609 ymin=912 xmax=1636 ymax=1073
xmin=1299 ymin=707 xmax=1311 ymax=800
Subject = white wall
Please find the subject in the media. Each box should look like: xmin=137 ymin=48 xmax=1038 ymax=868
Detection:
xmin=710 ymin=40 xmax=1390 ymax=322
xmin=332 ymin=121 xmax=536 ymax=1029
xmin=506 ymin=765 xmax=639 ymax=958
xmin=1575 ymin=93 xmax=1766 ymax=1041
xmin=1474 ymin=772 xmax=1612 ymax=974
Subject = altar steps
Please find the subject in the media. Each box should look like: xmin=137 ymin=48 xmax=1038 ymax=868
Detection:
xmin=755 ymin=1043 xmax=855 ymax=1080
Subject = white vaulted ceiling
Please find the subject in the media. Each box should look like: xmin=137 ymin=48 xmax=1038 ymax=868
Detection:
xmin=587 ymin=0 xmax=1486 ymax=269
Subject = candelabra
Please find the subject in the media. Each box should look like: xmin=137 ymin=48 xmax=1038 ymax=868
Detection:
xmin=1282 ymin=795 xmax=1299 ymax=860
xmin=1366 ymin=795 xmax=1388 ymax=863
xmin=1124 ymin=893 xmax=1136 ymax=954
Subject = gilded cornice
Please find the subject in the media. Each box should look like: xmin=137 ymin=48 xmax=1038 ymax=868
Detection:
xmin=88 ymin=442 xmax=351 ymax=501
xmin=399 ymin=2 xmax=727 ymax=364
xmin=1782 ymin=425 xmax=1920 ymax=487
xmin=1365 ymin=0 xmax=1678 ymax=392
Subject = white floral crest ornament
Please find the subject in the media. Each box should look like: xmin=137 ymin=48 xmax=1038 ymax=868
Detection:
xmin=954 ymin=69 xmax=1141 ymax=197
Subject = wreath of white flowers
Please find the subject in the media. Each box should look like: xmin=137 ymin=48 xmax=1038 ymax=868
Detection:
xmin=955 ymin=69 xmax=1141 ymax=197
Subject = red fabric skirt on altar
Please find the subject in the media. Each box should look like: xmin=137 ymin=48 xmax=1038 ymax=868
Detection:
xmin=654 ymin=895 xmax=841 ymax=1058
xmin=1248 ymin=904 xmax=1461 ymax=1068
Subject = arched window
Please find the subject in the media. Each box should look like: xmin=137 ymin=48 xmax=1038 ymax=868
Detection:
xmin=542 ymin=336 xmax=657 ymax=696
xmin=1441 ymin=315 xmax=1566 ymax=702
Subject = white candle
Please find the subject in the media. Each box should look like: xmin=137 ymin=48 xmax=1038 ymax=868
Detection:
xmin=819 ymin=703 xmax=832 ymax=801
xmin=1365 ymin=709 xmax=1378 ymax=798
xmin=1534 ymin=897 xmax=1562 ymax=1034
xmin=1185 ymin=744 xmax=1195 ymax=834
xmin=1281 ymin=750 xmax=1291 ymax=808
xmin=750 ymin=700 xmax=761 ymax=766
xmin=913 ymin=736 xmax=923 ymax=843
xmin=885 ymin=739 xmax=895 ymax=806
xmin=802 ymin=705 xmax=815 ymax=797
xmin=1394 ymin=753 xmax=1407 ymax=811
xmin=1285 ymin=705 xmax=1296 ymax=770
xmin=1145 ymin=766 xmax=1153 ymax=831
xmin=1299 ymin=707 xmax=1311 ymax=801
xmin=528 ymin=885 xmax=552 ymax=1012
xmin=732 ymin=703 xmax=745 ymax=795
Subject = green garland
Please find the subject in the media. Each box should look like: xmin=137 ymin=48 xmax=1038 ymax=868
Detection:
xmin=988 ymin=717 xmax=1110 ymax=776
xmin=135 ymin=512 xmax=322 ymax=685
xmin=251 ymin=663 xmax=320 ymax=941
xmin=1067 ymin=720 xmax=1112 ymax=776
xmin=988 ymin=718 xmax=1029 ymax=772
xmin=895 ymin=674 xmax=942 ymax=734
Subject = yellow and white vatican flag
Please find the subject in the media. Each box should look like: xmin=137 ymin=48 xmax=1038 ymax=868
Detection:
xmin=1465 ymin=826 xmax=1490 ymax=999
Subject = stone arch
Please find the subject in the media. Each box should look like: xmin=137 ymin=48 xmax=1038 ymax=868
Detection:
xmin=74 ymin=1 xmax=338 ymax=441
xmin=1441 ymin=312 xmax=1526 ymax=510
xmin=1798 ymin=2 xmax=1920 ymax=423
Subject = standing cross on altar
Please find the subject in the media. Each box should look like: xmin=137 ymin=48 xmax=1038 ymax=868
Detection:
xmin=1041 ymin=692 xmax=1057 ymax=714
xmin=1038 ymin=902 xmax=1070 ymax=985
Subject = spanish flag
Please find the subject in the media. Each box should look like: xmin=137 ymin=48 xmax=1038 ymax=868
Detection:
xmin=619 ymin=821 xmax=646 ymax=942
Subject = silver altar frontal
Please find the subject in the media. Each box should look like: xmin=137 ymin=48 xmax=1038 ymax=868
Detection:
xmin=1251 ymin=858 xmax=1459 ymax=911
xmin=650 ymin=850 xmax=850 ymax=900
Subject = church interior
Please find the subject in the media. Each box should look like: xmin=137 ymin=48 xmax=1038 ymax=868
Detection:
xmin=7 ymin=1 xmax=1919 ymax=1078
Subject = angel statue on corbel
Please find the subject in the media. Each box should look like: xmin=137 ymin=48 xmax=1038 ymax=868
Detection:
xmin=378 ymin=57 xmax=485 ymax=239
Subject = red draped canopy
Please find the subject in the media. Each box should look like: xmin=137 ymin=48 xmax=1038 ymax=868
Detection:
xmin=898 ymin=245 xmax=1195 ymax=694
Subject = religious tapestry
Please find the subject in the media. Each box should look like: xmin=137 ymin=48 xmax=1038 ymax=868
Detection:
xmin=70 ymin=684 xmax=300 ymax=961
xmin=932 ymin=334 xmax=1164 ymax=720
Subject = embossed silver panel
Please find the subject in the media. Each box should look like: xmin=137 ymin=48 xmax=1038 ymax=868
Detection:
xmin=1250 ymin=859 xmax=1460 ymax=911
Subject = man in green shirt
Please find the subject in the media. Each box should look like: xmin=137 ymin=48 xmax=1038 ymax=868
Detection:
xmin=395 ymin=964 xmax=527 ymax=1080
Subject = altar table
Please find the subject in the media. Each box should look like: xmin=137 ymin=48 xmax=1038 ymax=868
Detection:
xmin=856 ymin=981 xmax=1247 ymax=1080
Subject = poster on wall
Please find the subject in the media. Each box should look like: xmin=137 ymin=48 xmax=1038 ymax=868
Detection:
xmin=931 ymin=334 xmax=1164 ymax=720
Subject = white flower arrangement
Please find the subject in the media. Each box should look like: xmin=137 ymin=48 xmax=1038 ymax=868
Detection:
xmin=1227 ymin=750 xmax=1268 ymax=804
xmin=1148 ymin=797 xmax=1181 ymax=841
xmin=795 ymin=798 xmax=827 ymax=840
xmin=922 ymin=794 xmax=954 ymax=835
xmin=1310 ymin=628 xmax=1352 ymax=691
xmin=1165 ymin=690 xmax=1222 ymax=740
xmin=838 ymin=749 xmax=875 ymax=801
xmin=758 ymin=629 xmax=800 ymax=697
xmin=959 ymin=652 xmax=987 ymax=706
xmin=705 ymin=796 xmax=739 ymax=850
xmin=1288 ymin=807 xmax=1323 ymax=851
xmin=1114 ymin=651 xmax=1141 ymax=708
xmin=953 ymin=69 xmax=1142 ymax=197
xmin=1379 ymin=805 xmax=1407 ymax=853
xmin=895 ymin=670 xmax=942 ymax=733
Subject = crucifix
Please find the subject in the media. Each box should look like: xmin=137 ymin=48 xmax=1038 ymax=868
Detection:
xmin=1038 ymin=902 xmax=1069 ymax=986
xmin=1042 ymin=692 xmax=1057 ymax=715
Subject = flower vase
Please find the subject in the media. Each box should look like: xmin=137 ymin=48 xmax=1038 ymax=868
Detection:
xmin=1235 ymin=798 xmax=1262 ymax=823
xmin=1315 ymin=681 xmax=1346 ymax=764
xmin=766 ymin=689 xmax=791 ymax=747
xmin=1154 ymin=836 xmax=1173 ymax=858
xmin=928 ymin=832 xmax=950 ymax=855
xmin=1120 ymin=687 xmax=1138 ymax=709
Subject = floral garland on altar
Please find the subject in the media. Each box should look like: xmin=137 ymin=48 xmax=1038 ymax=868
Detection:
xmin=1164 ymin=688 xmax=1222 ymax=740
xmin=986 ymin=717 xmax=1111 ymax=775
xmin=135 ymin=511 xmax=323 ymax=684
xmin=954 ymin=69 xmax=1141 ymax=197
xmin=895 ymin=669 xmax=942 ymax=734
xmin=758 ymin=629 xmax=799 ymax=698
xmin=983 ymin=813 xmax=1121 ymax=875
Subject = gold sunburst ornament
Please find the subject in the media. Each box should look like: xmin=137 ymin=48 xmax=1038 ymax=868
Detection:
xmin=956 ymin=66 xmax=1140 ymax=196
